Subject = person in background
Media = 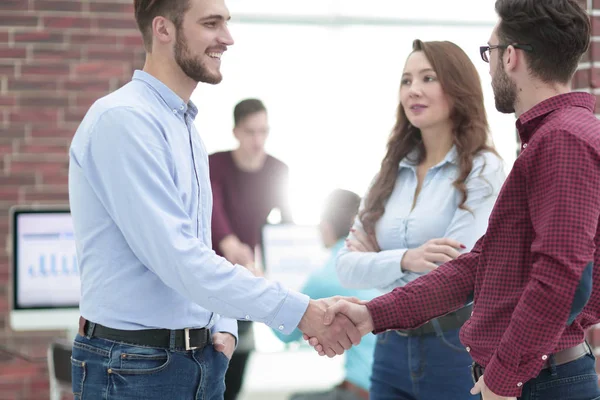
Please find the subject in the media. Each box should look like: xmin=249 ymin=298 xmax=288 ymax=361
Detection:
xmin=334 ymin=39 xmax=505 ymax=400
xmin=209 ymin=98 xmax=292 ymax=400
xmin=273 ymin=189 xmax=378 ymax=400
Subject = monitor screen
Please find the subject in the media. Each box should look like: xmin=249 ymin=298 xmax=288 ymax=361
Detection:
xmin=12 ymin=207 xmax=80 ymax=310
xmin=260 ymin=224 xmax=330 ymax=292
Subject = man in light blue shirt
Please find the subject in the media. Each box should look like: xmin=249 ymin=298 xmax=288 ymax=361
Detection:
xmin=272 ymin=190 xmax=378 ymax=400
xmin=68 ymin=0 xmax=360 ymax=398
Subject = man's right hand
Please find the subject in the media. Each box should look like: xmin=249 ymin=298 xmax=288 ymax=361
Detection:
xmin=401 ymin=237 xmax=464 ymax=273
xmin=219 ymin=235 xmax=254 ymax=266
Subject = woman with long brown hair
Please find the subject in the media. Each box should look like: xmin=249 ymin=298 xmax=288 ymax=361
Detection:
xmin=336 ymin=39 xmax=505 ymax=399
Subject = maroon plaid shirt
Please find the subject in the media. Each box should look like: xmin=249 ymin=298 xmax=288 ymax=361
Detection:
xmin=366 ymin=92 xmax=600 ymax=397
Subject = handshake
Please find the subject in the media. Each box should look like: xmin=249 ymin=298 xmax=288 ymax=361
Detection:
xmin=296 ymin=296 xmax=374 ymax=357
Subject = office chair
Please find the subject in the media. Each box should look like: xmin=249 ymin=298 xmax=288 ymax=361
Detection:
xmin=47 ymin=339 xmax=73 ymax=400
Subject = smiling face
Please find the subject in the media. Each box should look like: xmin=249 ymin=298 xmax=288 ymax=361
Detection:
xmin=173 ymin=0 xmax=234 ymax=84
xmin=399 ymin=51 xmax=452 ymax=130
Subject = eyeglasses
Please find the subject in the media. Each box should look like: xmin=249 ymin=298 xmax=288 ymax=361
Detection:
xmin=480 ymin=44 xmax=534 ymax=63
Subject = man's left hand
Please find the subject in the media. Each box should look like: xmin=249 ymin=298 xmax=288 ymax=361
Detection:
xmin=471 ymin=375 xmax=517 ymax=400
xmin=212 ymin=332 xmax=236 ymax=360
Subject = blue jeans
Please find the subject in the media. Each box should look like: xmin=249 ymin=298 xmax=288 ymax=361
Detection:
xmin=517 ymin=351 xmax=600 ymax=400
xmin=370 ymin=328 xmax=476 ymax=400
xmin=71 ymin=333 xmax=230 ymax=400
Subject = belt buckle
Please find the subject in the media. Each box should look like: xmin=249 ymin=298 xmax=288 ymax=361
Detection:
xmin=184 ymin=328 xmax=198 ymax=351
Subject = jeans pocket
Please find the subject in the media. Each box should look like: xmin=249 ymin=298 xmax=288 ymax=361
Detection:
xmin=71 ymin=357 xmax=86 ymax=399
xmin=533 ymin=373 xmax=600 ymax=400
xmin=437 ymin=330 xmax=468 ymax=353
xmin=111 ymin=346 xmax=171 ymax=376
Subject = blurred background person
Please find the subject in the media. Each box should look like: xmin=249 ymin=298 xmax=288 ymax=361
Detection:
xmin=272 ymin=189 xmax=378 ymax=400
xmin=209 ymin=98 xmax=292 ymax=400
xmin=336 ymin=39 xmax=505 ymax=400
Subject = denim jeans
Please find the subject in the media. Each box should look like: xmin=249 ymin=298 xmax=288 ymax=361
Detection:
xmin=71 ymin=333 xmax=230 ymax=400
xmin=370 ymin=328 xmax=476 ymax=400
xmin=516 ymin=351 xmax=600 ymax=400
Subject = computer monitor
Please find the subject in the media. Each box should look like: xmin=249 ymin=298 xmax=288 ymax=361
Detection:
xmin=10 ymin=206 xmax=80 ymax=333
xmin=260 ymin=224 xmax=330 ymax=292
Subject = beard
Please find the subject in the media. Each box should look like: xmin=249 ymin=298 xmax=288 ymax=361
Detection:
xmin=174 ymin=28 xmax=222 ymax=85
xmin=491 ymin=59 xmax=517 ymax=114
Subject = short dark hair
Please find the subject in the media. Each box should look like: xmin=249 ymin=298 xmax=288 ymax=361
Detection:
xmin=233 ymin=99 xmax=267 ymax=126
xmin=495 ymin=0 xmax=590 ymax=83
xmin=321 ymin=189 xmax=361 ymax=240
xmin=134 ymin=0 xmax=191 ymax=51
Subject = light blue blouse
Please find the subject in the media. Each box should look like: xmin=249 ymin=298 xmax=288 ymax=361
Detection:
xmin=336 ymin=147 xmax=505 ymax=293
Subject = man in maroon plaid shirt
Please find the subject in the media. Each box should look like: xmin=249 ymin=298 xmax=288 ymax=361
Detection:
xmin=307 ymin=1 xmax=600 ymax=399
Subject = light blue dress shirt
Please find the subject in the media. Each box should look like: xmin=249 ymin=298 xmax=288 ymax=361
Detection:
xmin=272 ymin=240 xmax=378 ymax=391
xmin=337 ymin=148 xmax=505 ymax=293
xmin=68 ymin=70 xmax=309 ymax=337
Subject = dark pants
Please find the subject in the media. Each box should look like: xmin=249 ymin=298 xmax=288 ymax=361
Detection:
xmin=370 ymin=328 xmax=476 ymax=400
xmin=223 ymin=351 xmax=250 ymax=400
xmin=514 ymin=352 xmax=599 ymax=400
xmin=71 ymin=334 xmax=229 ymax=400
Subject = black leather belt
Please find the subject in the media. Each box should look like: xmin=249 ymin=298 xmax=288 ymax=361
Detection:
xmin=396 ymin=304 xmax=472 ymax=337
xmin=84 ymin=321 xmax=211 ymax=351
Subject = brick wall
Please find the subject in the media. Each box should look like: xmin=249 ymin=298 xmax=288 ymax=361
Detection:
xmin=0 ymin=1 xmax=144 ymax=398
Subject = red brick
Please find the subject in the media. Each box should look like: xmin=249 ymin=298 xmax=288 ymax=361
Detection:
xmin=0 ymin=175 xmax=36 ymax=186
xmin=32 ymin=47 xmax=82 ymax=61
xmin=33 ymin=0 xmax=83 ymax=12
xmin=9 ymin=160 xmax=68 ymax=176
xmin=2 ymin=127 xmax=27 ymax=139
xmin=573 ymin=69 xmax=590 ymax=90
xmin=0 ymin=14 xmax=38 ymax=27
xmin=73 ymin=61 xmax=125 ymax=78
xmin=30 ymin=127 xmax=74 ymax=138
xmin=0 ymin=362 xmax=40 ymax=378
xmin=594 ymin=0 xmax=600 ymax=9
xmin=9 ymin=109 xmax=58 ymax=124
xmin=96 ymin=17 xmax=137 ymax=30
xmin=21 ymin=62 xmax=70 ymax=76
xmin=7 ymin=77 xmax=58 ymax=92
xmin=43 ymin=16 xmax=91 ymax=29
xmin=20 ymin=143 xmax=69 ymax=155
xmin=0 ymin=47 xmax=26 ymax=59
xmin=13 ymin=31 xmax=64 ymax=44
xmin=0 ymin=139 xmax=14 ymax=154
xmin=64 ymin=108 xmax=88 ymax=124
xmin=87 ymin=48 xmax=130 ymax=61
xmin=62 ymin=79 xmax=110 ymax=92
xmin=90 ymin=2 xmax=134 ymax=14
xmin=19 ymin=95 xmax=69 ymax=108
xmin=0 ymin=1 xmax=29 ymax=11
xmin=0 ymin=64 xmax=14 ymax=75
xmin=0 ymin=187 xmax=20 ymax=202
xmin=22 ymin=187 xmax=69 ymax=202
xmin=68 ymin=32 xmax=118 ymax=46
xmin=120 ymin=34 xmax=144 ymax=48
xmin=75 ymin=95 xmax=100 ymax=110
xmin=40 ymin=172 xmax=68 ymax=185
xmin=0 ymin=95 xmax=16 ymax=107
xmin=0 ymin=32 xmax=8 ymax=43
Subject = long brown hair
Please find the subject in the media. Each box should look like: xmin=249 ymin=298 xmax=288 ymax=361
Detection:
xmin=359 ymin=39 xmax=498 ymax=236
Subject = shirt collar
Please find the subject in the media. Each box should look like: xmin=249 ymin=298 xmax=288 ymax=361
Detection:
xmin=132 ymin=70 xmax=198 ymax=120
xmin=399 ymin=145 xmax=458 ymax=169
xmin=515 ymin=92 xmax=595 ymax=144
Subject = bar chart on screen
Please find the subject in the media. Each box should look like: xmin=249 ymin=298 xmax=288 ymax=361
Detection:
xmin=15 ymin=213 xmax=81 ymax=308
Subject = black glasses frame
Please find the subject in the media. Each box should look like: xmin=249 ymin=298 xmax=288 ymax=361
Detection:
xmin=480 ymin=43 xmax=534 ymax=63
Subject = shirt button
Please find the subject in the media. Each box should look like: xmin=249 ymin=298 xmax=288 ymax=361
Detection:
xmin=180 ymin=105 xmax=185 ymax=110
xmin=172 ymin=109 xmax=177 ymax=114
xmin=245 ymin=315 xmax=251 ymax=320
xmin=471 ymin=312 xmax=473 ymax=317
xmin=517 ymin=382 xmax=523 ymax=387
xmin=523 ymin=143 xmax=528 ymax=148
xmin=278 ymin=325 xmax=284 ymax=331
xmin=466 ymin=346 xmax=471 ymax=352
xmin=541 ymin=355 xmax=548 ymax=360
